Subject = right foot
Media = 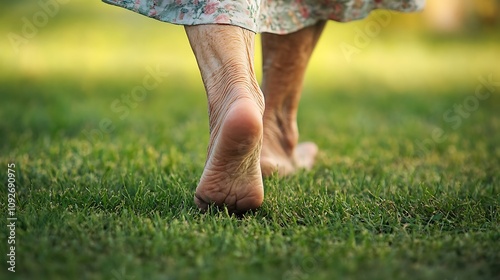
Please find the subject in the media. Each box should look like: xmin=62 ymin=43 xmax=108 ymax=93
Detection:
xmin=260 ymin=112 xmax=318 ymax=177
xmin=259 ymin=22 xmax=326 ymax=177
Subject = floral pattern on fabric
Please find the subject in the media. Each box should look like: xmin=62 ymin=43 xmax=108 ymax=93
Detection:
xmin=103 ymin=0 xmax=425 ymax=34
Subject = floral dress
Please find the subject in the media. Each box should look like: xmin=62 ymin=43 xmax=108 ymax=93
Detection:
xmin=102 ymin=0 xmax=425 ymax=34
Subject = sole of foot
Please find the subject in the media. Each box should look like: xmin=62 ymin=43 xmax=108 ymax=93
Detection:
xmin=194 ymin=99 xmax=264 ymax=215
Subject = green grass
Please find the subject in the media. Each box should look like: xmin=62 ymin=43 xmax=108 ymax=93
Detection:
xmin=1 ymin=2 xmax=500 ymax=280
xmin=0 ymin=72 xmax=499 ymax=279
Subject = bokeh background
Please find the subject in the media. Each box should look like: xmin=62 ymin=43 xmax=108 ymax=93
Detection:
xmin=2 ymin=1 xmax=499 ymax=82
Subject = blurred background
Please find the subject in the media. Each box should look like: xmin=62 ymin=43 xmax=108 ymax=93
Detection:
xmin=1 ymin=0 xmax=499 ymax=150
xmin=1 ymin=0 xmax=499 ymax=80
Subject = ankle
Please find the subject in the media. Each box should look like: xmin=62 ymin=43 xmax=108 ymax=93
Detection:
xmin=263 ymin=115 xmax=298 ymax=159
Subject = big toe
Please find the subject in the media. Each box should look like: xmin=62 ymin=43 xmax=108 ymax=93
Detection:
xmin=294 ymin=142 xmax=318 ymax=170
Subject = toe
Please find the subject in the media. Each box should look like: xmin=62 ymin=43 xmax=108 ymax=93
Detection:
xmin=194 ymin=193 xmax=210 ymax=212
xmin=295 ymin=142 xmax=318 ymax=170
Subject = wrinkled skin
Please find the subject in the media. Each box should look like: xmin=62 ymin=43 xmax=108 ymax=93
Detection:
xmin=260 ymin=21 xmax=326 ymax=177
xmin=185 ymin=21 xmax=326 ymax=214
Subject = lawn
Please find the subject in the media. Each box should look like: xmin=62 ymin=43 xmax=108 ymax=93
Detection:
xmin=1 ymin=2 xmax=499 ymax=280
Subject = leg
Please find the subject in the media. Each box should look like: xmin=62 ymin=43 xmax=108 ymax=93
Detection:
xmin=260 ymin=21 xmax=327 ymax=176
xmin=185 ymin=25 xmax=265 ymax=214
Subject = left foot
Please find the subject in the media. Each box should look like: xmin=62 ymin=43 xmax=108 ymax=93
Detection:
xmin=185 ymin=25 xmax=265 ymax=214
xmin=195 ymin=97 xmax=264 ymax=214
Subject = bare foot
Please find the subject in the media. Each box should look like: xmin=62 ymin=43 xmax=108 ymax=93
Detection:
xmin=185 ymin=25 xmax=265 ymax=214
xmin=294 ymin=142 xmax=318 ymax=170
xmin=259 ymin=22 xmax=326 ymax=177
xmin=261 ymin=112 xmax=318 ymax=177
xmin=195 ymin=98 xmax=264 ymax=214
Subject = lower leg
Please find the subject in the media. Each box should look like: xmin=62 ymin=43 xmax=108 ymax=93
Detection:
xmin=260 ymin=21 xmax=327 ymax=176
xmin=185 ymin=25 xmax=265 ymax=214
